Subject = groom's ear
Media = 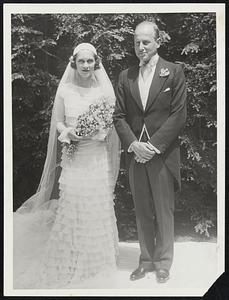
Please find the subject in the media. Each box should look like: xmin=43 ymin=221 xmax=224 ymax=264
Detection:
xmin=156 ymin=37 xmax=161 ymax=48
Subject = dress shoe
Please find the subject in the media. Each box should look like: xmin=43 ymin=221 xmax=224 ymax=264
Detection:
xmin=156 ymin=269 xmax=170 ymax=283
xmin=130 ymin=266 xmax=154 ymax=281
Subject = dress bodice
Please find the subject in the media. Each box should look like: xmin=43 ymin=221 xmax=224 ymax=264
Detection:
xmin=61 ymin=83 xmax=104 ymax=127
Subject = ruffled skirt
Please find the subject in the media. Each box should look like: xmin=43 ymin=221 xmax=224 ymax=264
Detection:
xmin=13 ymin=140 xmax=119 ymax=289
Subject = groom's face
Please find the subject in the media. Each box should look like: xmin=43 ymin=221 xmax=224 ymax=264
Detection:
xmin=134 ymin=24 xmax=160 ymax=63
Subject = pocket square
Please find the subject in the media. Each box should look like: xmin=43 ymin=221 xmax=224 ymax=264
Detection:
xmin=163 ymin=87 xmax=171 ymax=93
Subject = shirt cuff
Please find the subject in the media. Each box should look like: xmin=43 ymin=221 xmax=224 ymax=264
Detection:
xmin=147 ymin=141 xmax=161 ymax=154
xmin=128 ymin=141 xmax=137 ymax=153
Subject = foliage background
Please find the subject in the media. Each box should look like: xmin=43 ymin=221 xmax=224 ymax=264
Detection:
xmin=12 ymin=13 xmax=217 ymax=240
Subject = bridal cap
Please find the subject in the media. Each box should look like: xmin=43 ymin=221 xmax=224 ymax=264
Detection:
xmin=73 ymin=43 xmax=97 ymax=56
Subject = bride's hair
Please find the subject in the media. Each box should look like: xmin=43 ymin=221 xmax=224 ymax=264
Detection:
xmin=70 ymin=53 xmax=101 ymax=70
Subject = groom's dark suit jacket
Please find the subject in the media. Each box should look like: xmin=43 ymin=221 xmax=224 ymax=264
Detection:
xmin=113 ymin=56 xmax=187 ymax=191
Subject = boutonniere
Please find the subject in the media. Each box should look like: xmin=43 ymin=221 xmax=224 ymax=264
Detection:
xmin=159 ymin=68 xmax=170 ymax=77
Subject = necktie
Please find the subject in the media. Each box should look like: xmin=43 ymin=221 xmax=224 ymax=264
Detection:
xmin=141 ymin=64 xmax=152 ymax=82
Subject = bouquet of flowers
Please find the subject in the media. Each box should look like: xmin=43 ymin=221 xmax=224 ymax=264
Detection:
xmin=63 ymin=97 xmax=115 ymax=160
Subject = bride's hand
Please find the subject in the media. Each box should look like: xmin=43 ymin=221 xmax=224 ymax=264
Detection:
xmin=91 ymin=129 xmax=107 ymax=141
xmin=68 ymin=129 xmax=83 ymax=141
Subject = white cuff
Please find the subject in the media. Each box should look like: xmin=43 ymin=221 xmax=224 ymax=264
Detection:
xmin=128 ymin=141 xmax=137 ymax=153
xmin=147 ymin=141 xmax=161 ymax=154
xmin=58 ymin=127 xmax=72 ymax=144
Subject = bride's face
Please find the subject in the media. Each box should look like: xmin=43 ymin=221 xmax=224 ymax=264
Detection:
xmin=75 ymin=50 xmax=96 ymax=79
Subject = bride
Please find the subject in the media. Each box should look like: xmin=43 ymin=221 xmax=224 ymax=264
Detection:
xmin=13 ymin=43 xmax=121 ymax=289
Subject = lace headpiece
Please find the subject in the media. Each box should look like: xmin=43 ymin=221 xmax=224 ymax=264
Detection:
xmin=73 ymin=43 xmax=97 ymax=56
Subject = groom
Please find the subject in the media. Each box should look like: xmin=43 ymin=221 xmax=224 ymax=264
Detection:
xmin=113 ymin=21 xmax=187 ymax=283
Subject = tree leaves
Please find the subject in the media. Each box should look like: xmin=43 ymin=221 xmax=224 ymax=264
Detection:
xmin=12 ymin=73 xmax=25 ymax=81
xmin=182 ymin=42 xmax=200 ymax=55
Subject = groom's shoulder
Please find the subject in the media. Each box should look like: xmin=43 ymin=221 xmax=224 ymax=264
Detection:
xmin=160 ymin=57 xmax=185 ymax=71
xmin=120 ymin=64 xmax=138 ymax=73
xmin=119 ymin=65 xmax=139 ymax=79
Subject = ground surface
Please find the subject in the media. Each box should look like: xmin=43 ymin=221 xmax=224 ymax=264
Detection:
xmin=66 ymin=241 xmax=220 ymax=297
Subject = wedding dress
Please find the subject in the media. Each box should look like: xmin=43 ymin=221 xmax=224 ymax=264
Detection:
xmin=13 ymin=83 xmax=119 ymax=289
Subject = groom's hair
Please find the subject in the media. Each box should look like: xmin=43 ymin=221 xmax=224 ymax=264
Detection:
xmin=135 ymin=21 xmax=160 ymax=40
xmin=70 ymin=53 xmax=101 ymax=70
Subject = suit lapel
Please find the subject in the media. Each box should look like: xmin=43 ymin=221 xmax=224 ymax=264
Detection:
xmin=129 ymin=65 xmax=144 ymax=111
xmin=145 ymin=57 xmax=169 ymax=113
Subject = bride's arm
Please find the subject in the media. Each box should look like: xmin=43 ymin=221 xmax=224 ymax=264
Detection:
xmin=91 ymin=127 xmax=111 ymax=141
xmin=54 ymin=93 xmax=82 ymax=143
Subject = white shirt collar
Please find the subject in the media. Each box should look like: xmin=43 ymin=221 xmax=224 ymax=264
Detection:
xmin=139 ymin=53 xmax=159 ymax=68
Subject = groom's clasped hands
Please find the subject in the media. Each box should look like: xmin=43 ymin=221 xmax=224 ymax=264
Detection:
xmin=131 ymin=140 xmax=156 ymax=164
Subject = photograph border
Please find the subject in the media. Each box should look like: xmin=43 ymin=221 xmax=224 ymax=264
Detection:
xmin=4 ymin=3 xmax=225 ymax=297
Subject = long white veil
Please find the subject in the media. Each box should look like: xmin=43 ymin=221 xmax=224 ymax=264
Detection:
xmin=16 ymin=43 xmax=121 ymax=214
